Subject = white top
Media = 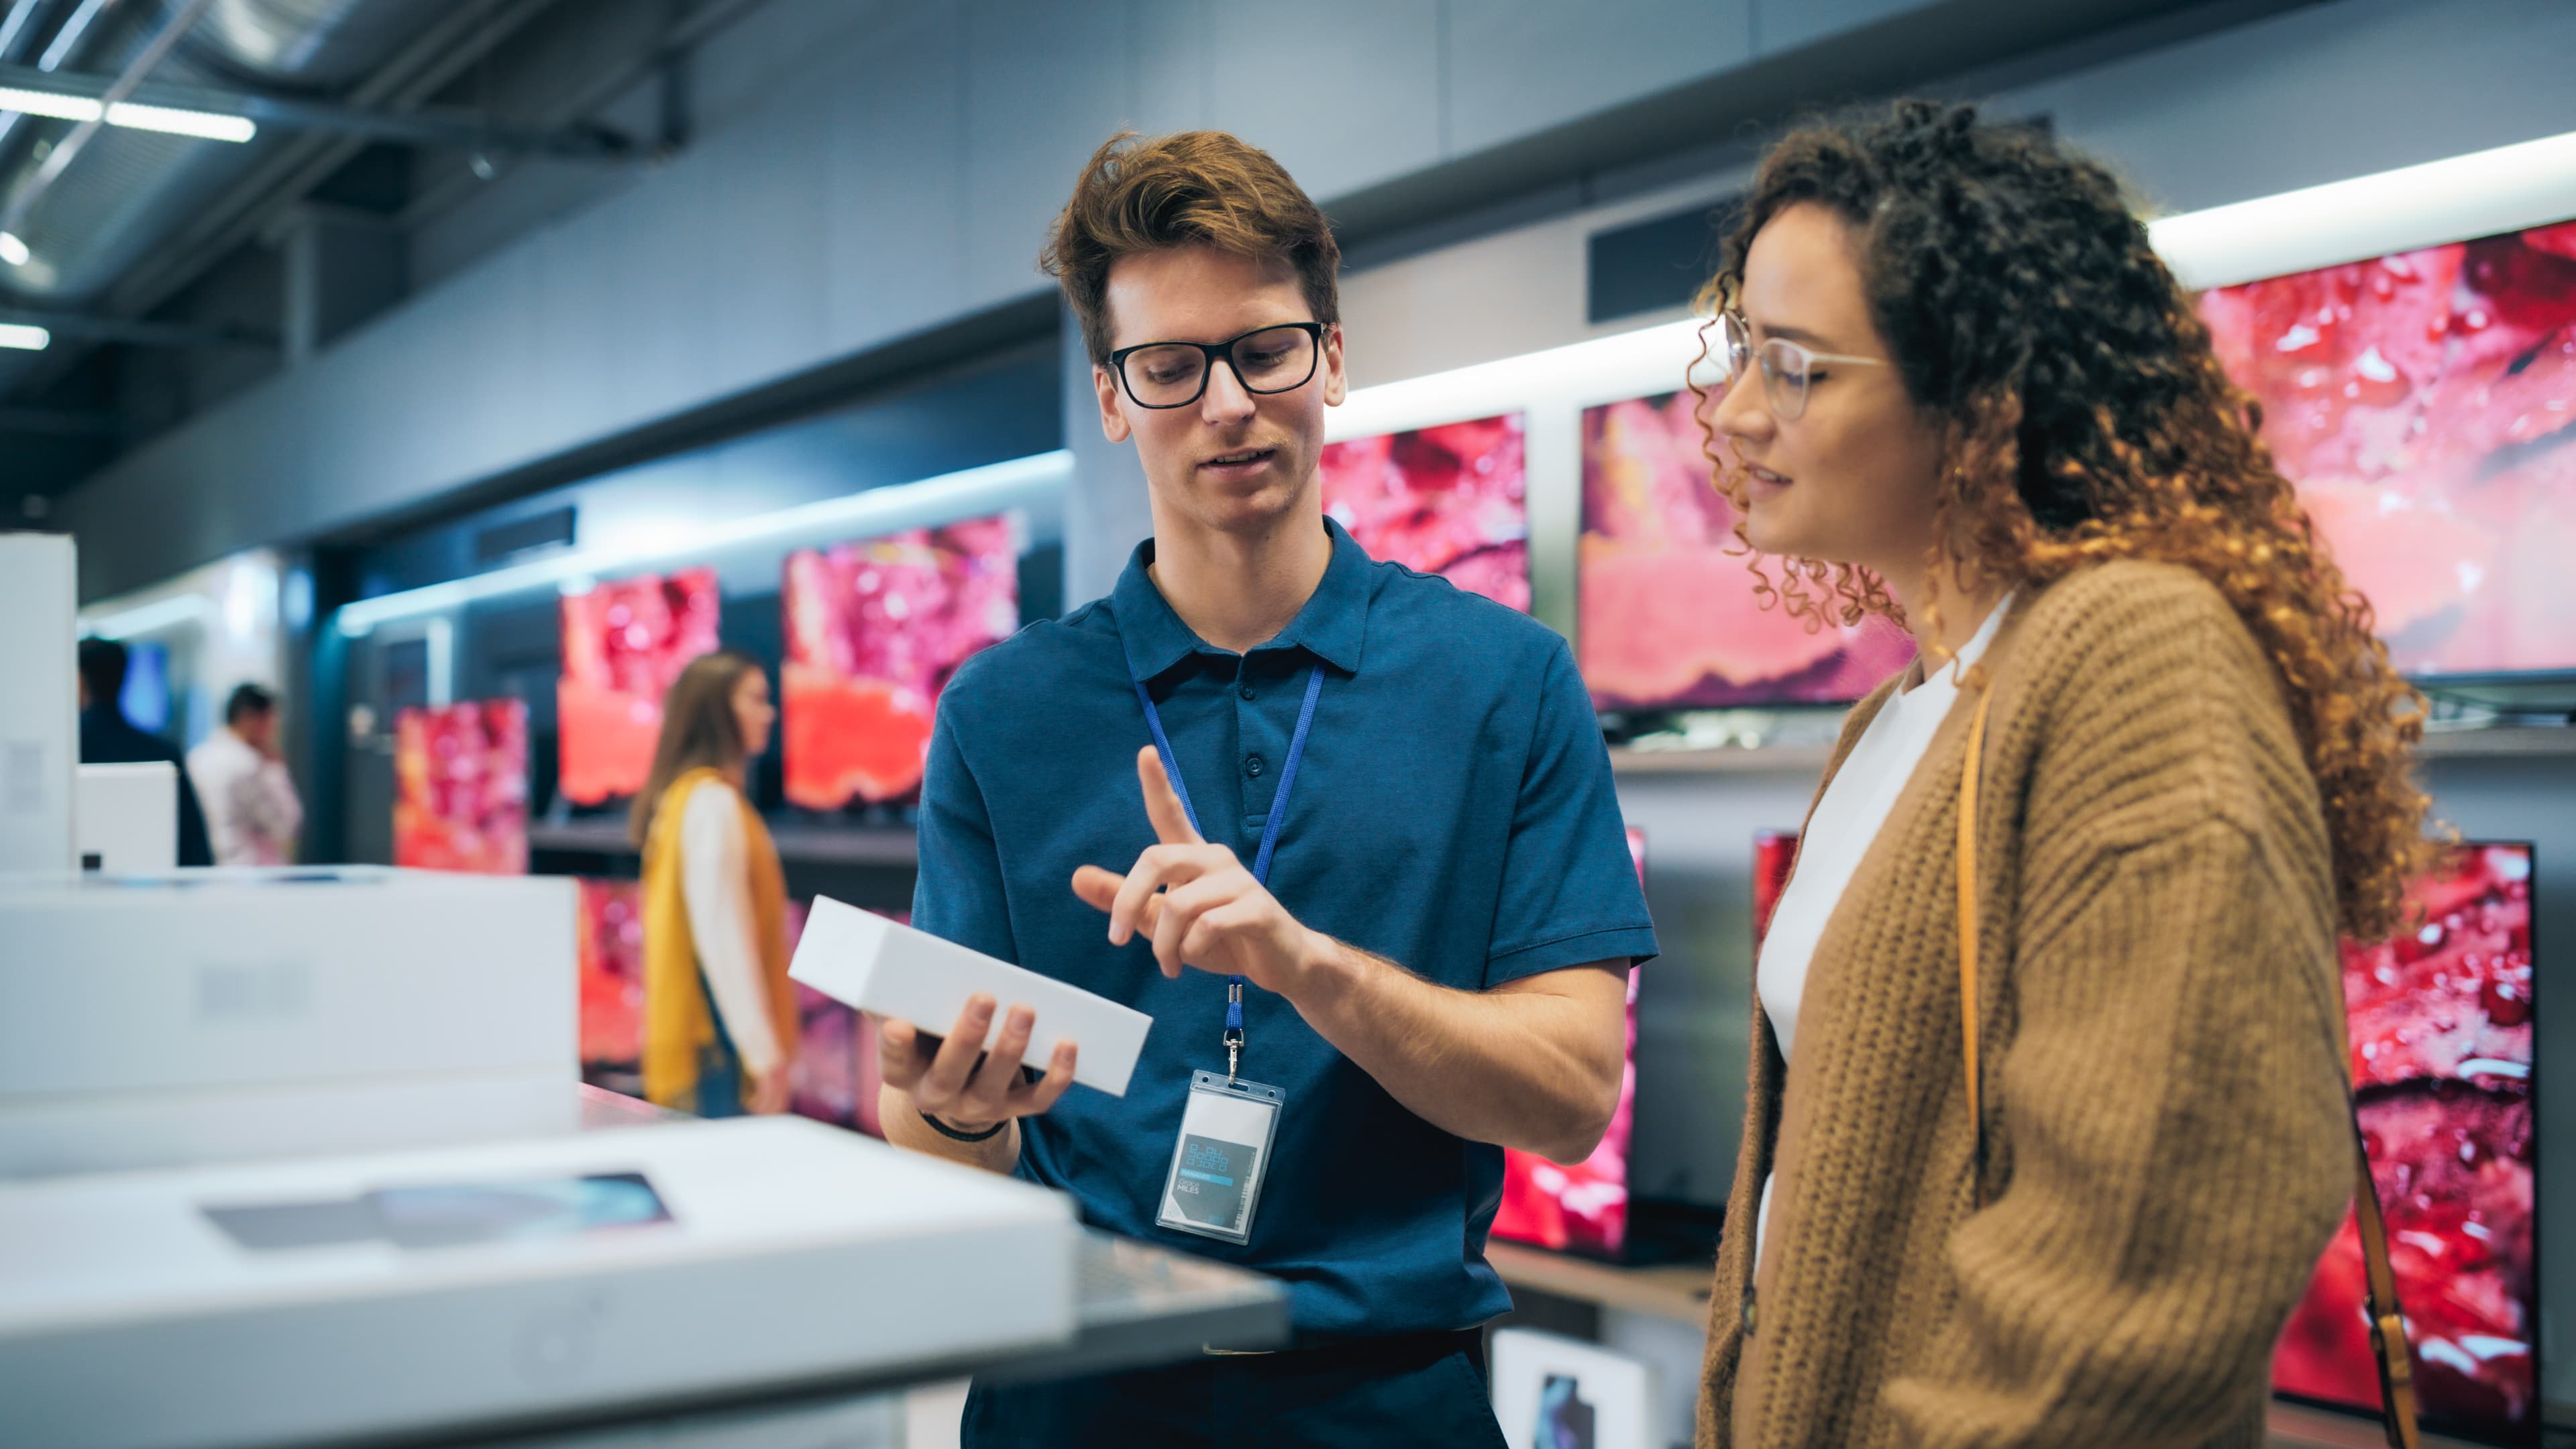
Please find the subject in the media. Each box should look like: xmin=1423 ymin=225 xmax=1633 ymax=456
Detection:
xmin=678 ymin=780 xmax=786 ymax=1076
xmin=186 ymin=727 xmax=303 ymax=867
xmin=1753 ymin=595 xmax=2011 ymax=1279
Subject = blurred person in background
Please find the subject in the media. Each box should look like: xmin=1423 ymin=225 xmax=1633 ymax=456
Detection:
xmin=76 ymin=637 xmax=212 ymax=867
xmin=631 ymin=651 xmax=798 ymax=1118
xmin=189 ymin=683 xmax=303 ymax=866
xmin=1688 ymin=101 xmax=2430 ymax=1447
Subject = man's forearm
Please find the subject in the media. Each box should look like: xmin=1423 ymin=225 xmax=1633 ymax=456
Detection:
xmin=878 ymin=1086 xmax=1022 ymax=1175
xmin=1285 ymin=940 xmax=1627 ymax=1164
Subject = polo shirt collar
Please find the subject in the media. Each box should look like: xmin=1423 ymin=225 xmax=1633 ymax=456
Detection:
xmin=1112 ymin=516 xmax=1373 ymax=682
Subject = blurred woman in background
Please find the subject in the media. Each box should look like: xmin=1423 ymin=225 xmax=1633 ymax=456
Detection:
xmin=632 ymin=651 xmax=798 ymax=1118
xmin=1689 ymin=101 xmax=2430 ymax=1446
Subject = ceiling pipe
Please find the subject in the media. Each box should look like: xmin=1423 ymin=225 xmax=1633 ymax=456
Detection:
xmin=0 ymin=0 xmax=217 ymax=240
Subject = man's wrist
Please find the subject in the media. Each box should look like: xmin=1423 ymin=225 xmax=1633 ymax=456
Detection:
xmin=1285 ymin=928 xmax=1366 ymax=1010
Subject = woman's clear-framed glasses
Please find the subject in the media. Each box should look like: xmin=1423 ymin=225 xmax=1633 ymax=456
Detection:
xmin=1688 ymin=310 xmax=1886 ymax=421
xmin=1108 ymin=322 xmax=1326 ymax=409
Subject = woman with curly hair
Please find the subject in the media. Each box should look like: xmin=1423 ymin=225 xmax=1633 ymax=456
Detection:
xmin=1690 ymin=101 xmax=2431 ymax=1447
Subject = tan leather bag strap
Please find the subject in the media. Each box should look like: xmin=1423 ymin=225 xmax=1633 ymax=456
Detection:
xmin=1957 ymin=690 xmax=1993 ymax=1209
xmin=1951 ymin=686 xmax=2418 ymax=1448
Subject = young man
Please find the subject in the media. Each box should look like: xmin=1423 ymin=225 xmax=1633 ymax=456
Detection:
xmin=189 ymin=683 xmax=304 ymax=867
xmin=880 ymin=130 xmax=1656 ymax=1446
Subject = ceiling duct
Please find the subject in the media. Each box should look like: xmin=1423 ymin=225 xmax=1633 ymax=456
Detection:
xmin=0 ymin=0 xmax=455 ymax=305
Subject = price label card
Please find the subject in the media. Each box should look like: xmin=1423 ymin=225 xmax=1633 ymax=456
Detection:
xmin=1155 ymin=1071 xmax=1283 ymax=1245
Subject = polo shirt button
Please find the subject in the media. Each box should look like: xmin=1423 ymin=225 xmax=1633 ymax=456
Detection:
xmin=1244 ymin=755 xmax=1265 ymax=778
xmin=1240 ymin=686 xmax=1255 ymax=700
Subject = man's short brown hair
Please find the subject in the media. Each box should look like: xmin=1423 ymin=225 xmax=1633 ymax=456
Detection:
xmin=1042 ymin=130 xmax=1340 ymax=366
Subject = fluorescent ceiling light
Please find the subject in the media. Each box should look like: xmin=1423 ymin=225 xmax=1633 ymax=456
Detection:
xmin=0 ymin=230 xmax=25 ymax=266
xmin=0 ymin=321 xmax=47 ymax=350
xmin=0 ymin=84 xmax=97 ymax=122
xmin=36 ymin=0 xmax=109 ymax=70
xmin=335 ymin=450 xmax=1074 ymax=637
xmin=104 ymin=101 xmax=254 ymax=142
xmin=0 ymin=89 xmax=257 ymax=142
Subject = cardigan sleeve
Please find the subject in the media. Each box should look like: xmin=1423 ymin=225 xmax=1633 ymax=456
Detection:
xmin=1882 ymin=565 xmax=2356 ymax=1447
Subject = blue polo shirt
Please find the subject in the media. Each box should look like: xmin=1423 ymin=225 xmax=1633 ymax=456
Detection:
xmin=911 ymin=518 xmax=1657 ymax=1337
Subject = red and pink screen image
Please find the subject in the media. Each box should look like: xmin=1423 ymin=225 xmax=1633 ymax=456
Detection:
xmin=557 ymin=569 xmax=722 ymax=806
xmin=1754 ymin=829 xmax=1799 ymax=949
xmin=2272 ymin=842 xmax=2536 ymax=1440
xmin=1579 ymin=392 xmax=1915 ymax=710
xmin=2199 ymin=221 xmax=2576 ymax=678
xmin=782 ymin=516 xmax=1017 ymax=810
xmin=576 ymin=878 xmax=645 ymax=1067
xmin=1316 ymin=414 xmax=1530 ymax=612
xmin=1493 ymin=826 xmax=1645 ymax=1257
xmin=781 ymin=898 xmax=894 ymax=1136
xmin=392 ymin=699 xmax=528 ymax=875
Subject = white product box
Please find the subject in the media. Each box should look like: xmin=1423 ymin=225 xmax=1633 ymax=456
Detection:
xmin=75 ymin=761 xmax=177 ymax=873
xmin=789 ymin=896 xmax=1152 ymax=1097
xmin=0 ymin=867 xmax=578 ymax=1178
xmin=0 ymin=532 xmax=76 ymax=874
xmin=0 ymin=1115 xmax=1079 ymax=1449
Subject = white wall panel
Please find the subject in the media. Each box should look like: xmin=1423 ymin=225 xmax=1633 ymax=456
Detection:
xmin=709 ymin=60 xmax=834 ymax=395
xmin=1447 ymin=0 xmax=1754 ymax=157
xmin=824 ymin=5 xmax=969 ymax=349
xmin=963 ymin=0 xmax=1136 ymax=309
xmin=1204 ymin=0 xmax=1442 ymax=199
xmin=1751 ymin=0 xmax=1914 ymax=57
xmin=1124 ymin=0 xmax=1212 ymax=138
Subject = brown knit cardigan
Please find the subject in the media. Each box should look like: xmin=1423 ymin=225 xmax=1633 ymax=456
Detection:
xmin=1697 ymin=561 xmax=2357 ymax=1448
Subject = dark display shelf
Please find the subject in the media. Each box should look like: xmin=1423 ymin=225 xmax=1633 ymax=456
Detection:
xmin=529 ymin=818 xmax=919 ymax=867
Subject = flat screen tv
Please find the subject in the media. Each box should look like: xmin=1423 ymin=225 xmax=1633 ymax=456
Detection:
xmin=782 ymin=899 xmax=894 ymax=1136
xmin=1317 ymin=413 xmax=1530 ymax=612
xmin=576 ymin=877 xmax=645 ymax=1069
xmin=1754 ymin=829 xmax=1798 ymax=949
xmin=391 ymin=699 xmax=529 ymax=875
xmin=2272 ymin=841 xmax=2537 ymax=1443
xmin=1492 ymin=826 xmax=1644 ymax=1258
xmin=557 ymin=568 xmax=722 ymax=807
xmin=2198 ymin=220 xmax=2576 ymax=682
xmin=780 ymin=517 xmax=1017 ymax=810
xmin=1578 ymin=391 xmax=1913 ymax=711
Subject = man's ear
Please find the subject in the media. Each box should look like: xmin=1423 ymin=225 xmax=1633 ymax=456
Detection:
xmin=1094 ymin=365 xmax=1132 ymax=444
xmin=1320 ymin=324 xmax=1348 ymax=407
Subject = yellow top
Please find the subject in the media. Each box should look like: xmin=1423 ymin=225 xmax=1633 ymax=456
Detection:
xmin=639 ymin=767 xmax=796 ymax=1111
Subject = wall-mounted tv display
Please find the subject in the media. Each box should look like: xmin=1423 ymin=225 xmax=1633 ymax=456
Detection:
xmin=783 ymin=898 xmax=892 ymax=1136
xmin=2200 ymin=220 xmax=2576 ymax=680
xmin=1754 ymin=829 xmax=1798 ymax=949
xmin=1578 ymin=391 xmax=1914 ymax=710
xmin=576 ymin=877 xmax=645 ymax=1070
xmin=1493 ymin=826 xmax=1644 ymax=1258
xmin=557 ymin=569 xmax=722 ymax=806
xmin=2273 ymin=841 xmax=2536 ymax=1442
xmin=780 ymin=516 xmax=1018 ymax=810
xmin=1318 ymin=413 xmax=1530 ymax=612
xmin=392 ymin=699 xmax=529 ymax=875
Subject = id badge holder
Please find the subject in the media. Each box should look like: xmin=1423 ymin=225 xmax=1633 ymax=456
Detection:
xmin=1155 ymin=1071 xmax=1284 ymax=1246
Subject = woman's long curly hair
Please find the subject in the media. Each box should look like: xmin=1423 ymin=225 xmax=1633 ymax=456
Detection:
xmin=1697 ymin=100 xmax=2430 ymax=940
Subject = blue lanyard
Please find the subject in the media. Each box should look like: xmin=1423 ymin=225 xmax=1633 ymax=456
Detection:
xmin=1126 ymin=653 xmax=1326 ymax=1065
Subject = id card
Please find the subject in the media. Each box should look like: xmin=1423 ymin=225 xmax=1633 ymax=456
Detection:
xmin=1155 ymin=1071 xmax=1283 ymax=1245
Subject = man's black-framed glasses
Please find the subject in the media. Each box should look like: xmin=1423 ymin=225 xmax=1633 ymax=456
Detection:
xmin=1108 ymin=322 xmax=1326 ymax=409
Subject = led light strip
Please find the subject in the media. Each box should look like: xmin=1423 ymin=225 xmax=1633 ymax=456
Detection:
xmin=78 ymin=592 xmax=207 ymax=640
xmin=0 ymin=87 xmax=257 ymax=143
xmin=332 ymin=450 xmax=1073 ymax=637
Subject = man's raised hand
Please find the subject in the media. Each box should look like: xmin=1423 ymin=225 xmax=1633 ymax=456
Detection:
xmin=1070 ymin=745 xmax=1322 ymax=994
